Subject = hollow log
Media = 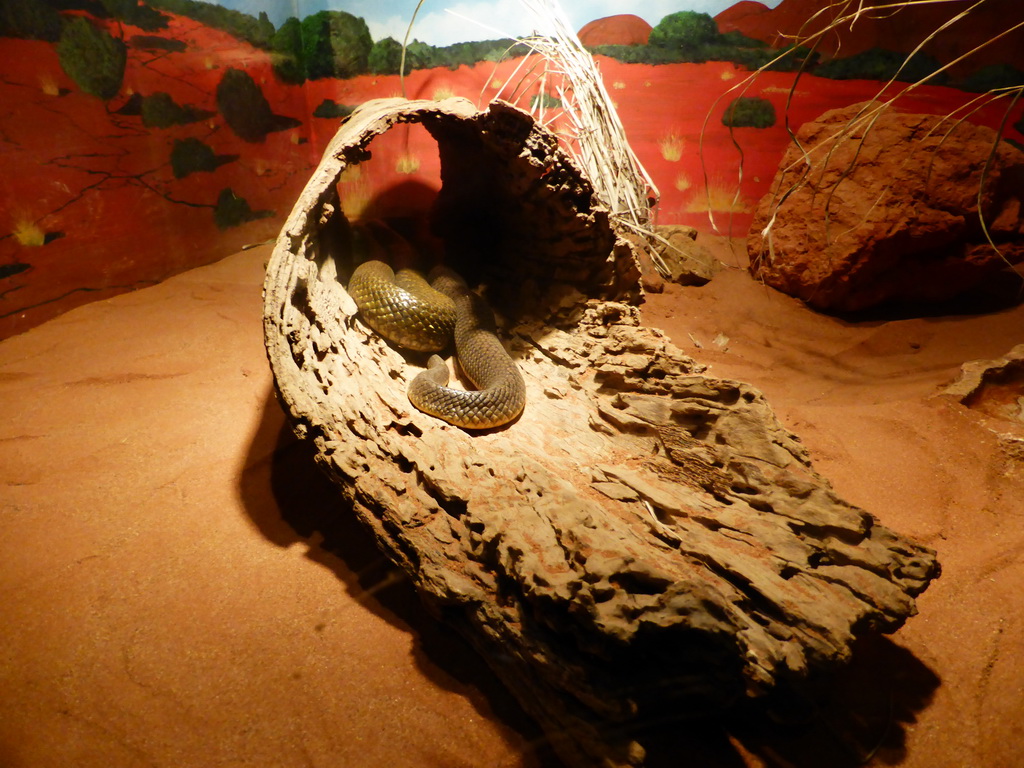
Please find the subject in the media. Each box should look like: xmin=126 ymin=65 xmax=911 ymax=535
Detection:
xmin=263 ymin=98 xmax=939 ymax=768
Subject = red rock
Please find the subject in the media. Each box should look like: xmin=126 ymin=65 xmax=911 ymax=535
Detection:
xmin=714 ymin=1 xmax=770 ymax=32
xmin=577 ymin=14 xmax=652 ymax=47
xmin=748 ymin=101 xmax=1024 ymax=313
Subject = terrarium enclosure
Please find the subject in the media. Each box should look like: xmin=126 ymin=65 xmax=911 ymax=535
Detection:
xmin=2 ymin=1 xmax=1024 ymax=767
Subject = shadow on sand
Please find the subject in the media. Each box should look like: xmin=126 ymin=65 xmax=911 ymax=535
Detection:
xmin=239 ymin=388 xmax=940 ymax=768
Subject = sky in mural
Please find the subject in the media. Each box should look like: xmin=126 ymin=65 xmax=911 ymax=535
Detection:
xmin=210 ymin=0 xmax=782 ymax=47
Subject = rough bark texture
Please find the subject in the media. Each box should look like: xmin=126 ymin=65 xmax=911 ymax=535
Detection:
xmin=264 ymin=97 xmax=940 ymax=767
xmin=748 ymin=101 xmax=1024 ymax=313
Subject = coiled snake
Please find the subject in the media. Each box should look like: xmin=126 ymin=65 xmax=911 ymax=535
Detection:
xmin=348 ymin=260 xmax=526 ymax=429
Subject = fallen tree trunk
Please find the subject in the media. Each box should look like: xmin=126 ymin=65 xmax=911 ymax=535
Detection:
xmin=263 ymin=97 xmax=939 ymax=767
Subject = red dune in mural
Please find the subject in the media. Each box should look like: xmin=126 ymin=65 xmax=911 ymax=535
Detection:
xmin=716 ymin=0 xmax=1024 ymax=75
xmin=713 ymin=1 xmax=770 ymax=29
xmin=577 ymin=14 xmax=653 ymax=46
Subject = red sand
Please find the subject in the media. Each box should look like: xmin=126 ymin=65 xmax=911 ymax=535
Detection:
xmin=1 ymin=239 xmax=1022 ymax=766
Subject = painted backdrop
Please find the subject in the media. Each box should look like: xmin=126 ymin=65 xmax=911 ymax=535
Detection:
xmin=1 ymin=0 xmax=1022 ymax=338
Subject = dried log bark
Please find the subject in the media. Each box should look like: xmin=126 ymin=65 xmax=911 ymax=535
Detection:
xmin=263 ymin=98 xmax=939 ymax=767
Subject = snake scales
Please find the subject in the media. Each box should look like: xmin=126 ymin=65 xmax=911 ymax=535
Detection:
xmin=348 ymin=259 xmax=526 ymax=429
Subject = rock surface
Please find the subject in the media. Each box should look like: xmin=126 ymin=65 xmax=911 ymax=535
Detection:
xmin=655 ymin=224 xmax=722 ymax=286
xmin=265 ymin=98 xmax=940 ymax=767
xmin=940 ymin=343 xmax=1024 ymax=442
xmin=748 ymin=101 xmax=1024 ymax=313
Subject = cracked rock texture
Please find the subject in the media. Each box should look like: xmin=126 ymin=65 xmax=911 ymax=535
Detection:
xmin=748 ymin=101 xmax=1024 ymax=313
xmin=264 ymin=97 xmax=939 ymax=767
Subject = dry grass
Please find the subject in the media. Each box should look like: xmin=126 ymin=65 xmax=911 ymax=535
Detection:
xmin=612 ymin=81 xmax=626 ymax=90
xmin=433 ymin=86 xmax=456 ymax=100
xmin=493 ymin=0 xmax=661 ymax=272
xmin=674 ymin=173 xmax=692 ymax=192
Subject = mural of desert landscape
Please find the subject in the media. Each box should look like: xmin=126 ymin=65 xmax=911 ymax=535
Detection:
xmin=1 ymin=0 xmax=1023 ymax=766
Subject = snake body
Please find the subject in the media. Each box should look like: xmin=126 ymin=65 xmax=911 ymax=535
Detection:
xmin=348 ymin=260 xmax=526 ymax=429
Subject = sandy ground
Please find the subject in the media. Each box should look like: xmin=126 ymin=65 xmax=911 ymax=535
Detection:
xmin=1 ymin=239 xmax=1022 ymax=767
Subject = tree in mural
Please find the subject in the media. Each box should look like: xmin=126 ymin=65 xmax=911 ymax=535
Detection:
xmin=368 ymin=37 xmax=409 ymax=76
xmin=300 ymin=10 xmax=372 ymax=80
xmin=0 ymin=0 xmax=62 ymax=41
xmin=649 ymin=11 xmax=721 ymax=51
xmin=57 ymin=16 xmax=127 ymax=101
xmin=269 ymin=16 xmax=305 ymax=84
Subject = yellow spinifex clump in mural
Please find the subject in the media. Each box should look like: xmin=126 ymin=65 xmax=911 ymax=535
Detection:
xmin=674 ymin=173 xmax=691 ymax=192
xmin=38 ymin=73 xmax=59 ymax=96
xmin=659 ymin=131 xmax=685 ymax=162
xmin=13 ymin=218 xmax=45 ymax=247
xmin=432 ymin=86 xmax=456 ymax=101
xmin=685 ymin=178 xmax=751 ymax=213
xmin=396 ymin=153 xmax=421 ymax=174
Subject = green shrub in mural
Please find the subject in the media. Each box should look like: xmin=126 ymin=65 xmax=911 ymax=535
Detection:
xmin=368 ymin=37 xmax=409 ymax=76
xmin=301 ymin=10 xmax=372 ymax=80
xmin=722 ymin=96 xmax=776 ymax=128
xmin=0 ymin=0 xmax=63 ymax=41
xmin=216 ymin=67 xmax=278 ymax=142
xmin=763 ymin=44 xmax=821 ymax=72
xmin=312 ymin=99 xmax=356 ymax=119
xmin=146 ymin=0 xmax=274 ymax=47
xmin=594 ymin=13 xmax=771 ymax=69
xmin=57 ymin=16 xmax=127 ymax=101
xmin=99 ymin=0 xmax=169 ymax=32
xmin=815 ymin=47 xmax=947 ymax=85
xmin=589 ymin=44 xmax=685 ymax=65
xmin=214 ymin=188 xmax=271 ymax=230
xmin=172 ymin=138 xmax=217 ymax=178
xmin=649 ymin=11 xmax=720 ymax=51
xmin=141 ymin=92 xmax=211 ymax=128
xmin=958 ymin=63 xmax=1024 ymax=93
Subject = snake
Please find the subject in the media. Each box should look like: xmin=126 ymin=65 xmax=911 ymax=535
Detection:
xmin=347 ymin=259 xmax=526 ymax=430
